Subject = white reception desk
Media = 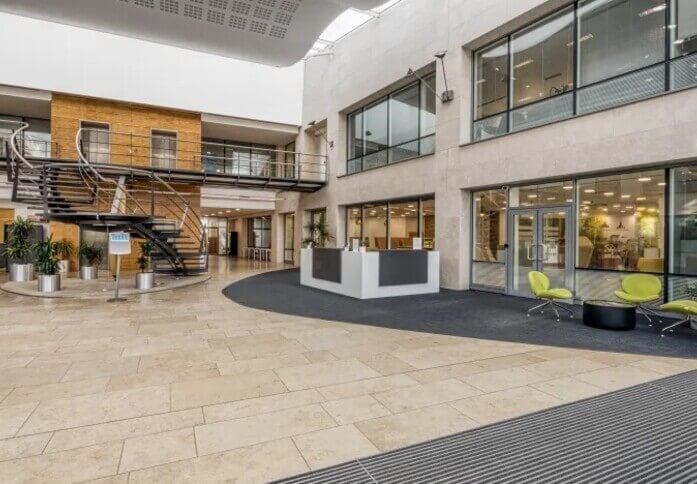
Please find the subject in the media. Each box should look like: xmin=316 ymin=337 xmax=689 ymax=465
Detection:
xmin=300 ymin=248 xmax=440 ymax=299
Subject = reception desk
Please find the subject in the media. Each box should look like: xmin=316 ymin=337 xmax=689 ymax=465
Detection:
xmin=300 ymin=248 xmax=439 ymax=299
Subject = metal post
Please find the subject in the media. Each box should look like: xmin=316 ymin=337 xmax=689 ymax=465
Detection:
xmin=108 ymin=254 xmax=127 ymax=303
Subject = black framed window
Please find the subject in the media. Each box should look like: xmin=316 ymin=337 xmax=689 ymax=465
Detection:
xmin=247 ymin=216 xmax=271 ymax=249
xmin=347 ymin=74 xmax=436 ymax=174
xmin=202 ymin=138 xmax=277 ymax=176
xmin=345 ymin=197 xmax=435 ymax=250
xmin=473 ymin=0 xmax=697 ymax=142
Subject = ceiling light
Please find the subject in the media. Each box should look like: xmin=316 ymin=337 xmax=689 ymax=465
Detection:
xmin=528 ymin=194 xmax=538 ymax=199
xmin=514 ymin=59 xmax=534 ymax=69
xmin=638 ymin=177 xmax=651 ymax=182
xmin=621 ymin=194 xmax=631 ymax=199
xmin=235 ymin=208 xmax=241 ymax=211
xmin=638 ymin=5 xmax=666 ymax=17
xmin=604 ymin=192 xmax=614 ymax=196
xmin=563 ymin=186 xmax=573 ymax=190
xmin=547 ymin=197 xmax=557 ymax=201
xmin=566 ymin=199 xmax=573 ymax=203
xmin=584 ymin=188 xmax=595 ymax=193
xmin=226 ymin=210 xmax=231 ymax=213
xmin=613 ymin=204 xmax=621 ymax=208
xmin=583 ymin=200 xmax=591 ymax=205
xmin=626 ymin=205 xmax=634 ymax=209
xmin=637 ymin=207 xmax=646 ymax=211
xmin=637 ymin=197 xmax=647 ymax=201
xmin=657 ymin=182 xmax=666 ymax=186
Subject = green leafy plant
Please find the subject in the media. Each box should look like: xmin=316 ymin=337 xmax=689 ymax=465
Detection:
xmin=79 ymin=243 xmax=104 ymax=267
xmin=137 ymin=241 xmax=156 ymax=273
xmin=54 ymin=238 xmax=75 ymax=261
xmin=303 ymin=220 xmax=334 ymax=248
xmin=34 ymin=234 xmax=59 ymax=276
xmin=2 ymin=217 xmax=35 ymax=264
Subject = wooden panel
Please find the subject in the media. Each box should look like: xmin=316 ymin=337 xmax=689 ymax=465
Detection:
xmin=49 ymin=221 xmax=80 ymax=271
xmin=0 ymin=209 xmax=15 ymax=243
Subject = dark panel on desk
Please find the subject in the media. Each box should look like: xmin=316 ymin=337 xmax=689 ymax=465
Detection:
xmin=379 ymin=250 xmax=428 ymax=287
xmin=313 ymin=248 xmax=342 ymax=283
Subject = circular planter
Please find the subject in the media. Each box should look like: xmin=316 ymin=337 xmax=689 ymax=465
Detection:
xmin=38 ymin=274 xmax=61 ymax=293
xmin=58 ymin=260 xmax=70 ymax=274
xmin=136 ymin=272 xmax=155 ymax=290
xmin=9 ymin=263 xmax=34 ymax=282
xmin=80 ymin=266 xmax=99 ymax=280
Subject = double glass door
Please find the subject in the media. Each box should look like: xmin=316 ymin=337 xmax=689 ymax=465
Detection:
xmin=508 ymin=207 xmax=572 ymax=297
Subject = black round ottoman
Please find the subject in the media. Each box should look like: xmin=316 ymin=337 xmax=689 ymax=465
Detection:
xmin=583 ymin=300 xmax=636 ymax=331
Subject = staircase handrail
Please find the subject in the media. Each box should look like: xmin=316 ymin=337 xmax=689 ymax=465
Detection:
xmin=76 ymin=128 xmax=206 ymax=252
xmin=5 ymin=121 xmax=34 ymax=170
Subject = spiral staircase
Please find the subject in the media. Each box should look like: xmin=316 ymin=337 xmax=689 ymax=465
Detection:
xmin=6 ymin=123 xmax=208 ymax=275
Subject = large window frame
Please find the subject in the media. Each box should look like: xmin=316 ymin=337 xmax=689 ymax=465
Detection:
xmin=472 ymin=0 xmax=697 ymax=142
xmin=347 ymin=73 xmax=437 ymax=174
xmin=247 ymin=216 xmax=271 ymax=249
xmin=344 ymin=196 xmax=436 ymax=250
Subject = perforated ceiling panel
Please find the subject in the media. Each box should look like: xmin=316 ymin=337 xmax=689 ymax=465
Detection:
xmin=0 ymin=0 xmax=386 ymax=66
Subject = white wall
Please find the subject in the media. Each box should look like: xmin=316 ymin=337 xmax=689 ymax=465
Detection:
xmin=0 ymin=13 xmax=303 ymax=125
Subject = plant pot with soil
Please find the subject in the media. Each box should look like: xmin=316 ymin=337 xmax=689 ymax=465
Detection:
xmin=79 ymin=243 xmax=104 ymax=280
xmin=3 ymin=217 xmax=35 ymax=282
xmin=136 ymin=241 xmax=156 ymax=290
xmin=35 ymin=234 xmax=61 ymax=293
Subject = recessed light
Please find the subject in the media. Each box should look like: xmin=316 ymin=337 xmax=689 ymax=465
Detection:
xmin=621 ymin=194 xmax=631 ymax=199
xmin=528 ymin=194 xmax=538 ymax=199
xmin=626 ymin=205 xmax=634 ymax=209
xmin=636 ymin=197 xmax=647 ymax=201
xmin=584 ymin=189 xmax=595 ymax=193
xmin=638 ymin=177 xmax=651 ymax=182
xmin=547 ymin=197 xmax=556 ymax=201
xmin=563 ymin=186 xmax=573 ymax=190
xmin=613 ymin=204 xmax=621 ymax=208
xmin=604 ymin=192 xmax=614 ymax=196
xmin=235 ymin=208 xmax=241 ymax=211
xmin=657 ymin=182 xmax=666 ymax=186
xmin=566 ymin=199 xmax=573 ymax=203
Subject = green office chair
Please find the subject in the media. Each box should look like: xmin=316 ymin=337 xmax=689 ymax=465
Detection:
xmin=614 ymin=274 xmax=662 ymax=325
xmin=658 ymin=300 xmax=697 ymax=336
xmin=527 ymin=271 xmax=574 ymax=321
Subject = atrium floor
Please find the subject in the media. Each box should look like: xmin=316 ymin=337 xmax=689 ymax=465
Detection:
xmin=0 ymin=256 xmax=695 ymax=483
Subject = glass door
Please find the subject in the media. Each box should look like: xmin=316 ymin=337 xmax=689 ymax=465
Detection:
xmin=508 ymin=207 xmax=571 ymax=297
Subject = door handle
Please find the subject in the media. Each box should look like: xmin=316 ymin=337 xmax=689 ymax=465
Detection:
xmin=538 ymin=244 xmax=547 ymax=262
xmin=527 ymin=244 xmax=534 ymax=261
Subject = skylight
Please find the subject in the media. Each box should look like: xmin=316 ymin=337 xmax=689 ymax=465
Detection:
xmin=306 ymin=0 xmax=402 ymax=57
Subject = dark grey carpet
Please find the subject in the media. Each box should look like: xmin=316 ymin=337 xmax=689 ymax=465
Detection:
xmin=223 ymin=269 xmax=697 ymax=359
xmin=274 ymin=370 xmax=697 ymax=484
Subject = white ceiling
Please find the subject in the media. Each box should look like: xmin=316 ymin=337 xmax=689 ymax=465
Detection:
xmin=0 ymin=0 xmax=387 ymax=66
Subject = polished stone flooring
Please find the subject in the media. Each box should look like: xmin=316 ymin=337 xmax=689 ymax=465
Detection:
xmin=0 ymin=257 xmax=695 ymax=483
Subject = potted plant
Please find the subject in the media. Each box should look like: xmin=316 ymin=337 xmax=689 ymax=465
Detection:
xmin=136 ymin=240 xmax=156 ymax=289
xmin=34 ymin=234 xmax=61 ymax=293
xmin=79 ymin=243 xmax=103 ymax=280
xmin=2 ymin=217 xmax=35 ymax=282
xmin=304 ymin=220 xmax=334 ymax=248
xmin=54 ymin=238 xmax=75 ymax=275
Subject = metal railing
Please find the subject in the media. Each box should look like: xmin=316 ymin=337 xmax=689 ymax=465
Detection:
xmin=0 ymin=119 xmax=58 ymax=160
xmin=76 ymin=128 xmax=327 ymax=183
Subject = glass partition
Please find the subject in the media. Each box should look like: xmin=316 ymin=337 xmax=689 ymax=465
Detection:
xmin=389 ymin=201 xmax=419 ymax=249
xmin=362 ymin=203 xmax=388 ymax=250
xmin=347 ymin=206 xmax=363 ymax=248
xmin=672 ymin=0 xmax=697 ymax=57
xmin=284 ymin=213 xmax=295 ymax=263
xmin=509 ymin=181 xmax=574 ymax=208
xmin=247 ymin=216 xmax=271 ymax=249
xmin=670 ymin=167 xmax=697 ymax=275
xmin=577 ymin=170 xmax=665 ymax=272
xmin=421 ymin=198 xmax=436 ymax=250
xmin=472 ymin=189 xmax=507 ymax=289
xmin=474 ymin=39 xmax=509 ymax=120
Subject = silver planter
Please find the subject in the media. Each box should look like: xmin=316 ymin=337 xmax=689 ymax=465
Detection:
xmin=9 ymin=263 xmax=34 ymax=282
xmin=80 ymin=266 xmax=98 ymax=280
xmin=58 ymin=260 xmax=70 ymax=274
xmin=38 ymin=274 xmax=61 ymax=293
xmin=136 ymin=272 xmax=155 ymax=290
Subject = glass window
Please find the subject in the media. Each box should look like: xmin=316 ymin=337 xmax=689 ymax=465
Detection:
xmin=347 ymin=206 xmax=363 ymax=248
xmin=578 ymin=0 xmax=667 ymax=87
xmin=670 ymin=166 xmax=697 ymax=275
xmin=247 ymin=216 xmax=271 ymax=249
xmin=284 ymin=213 xmax=295 ymax=263
xmin=421 ymin=198 xmax=436 ymax=250
xmin=472 ymin=190 xmax=508 ymax=289
xmin=509 ymin=181 xmax=574 ymax=208
xmin=389 ymin=201 xmax=419 ymax=249
xmin=362 ymin=204 xmax=388 ymax=250
xmin=151 ymin=130 xmax=177 ymax=169
xmin=23 ymin=118 xmax=51 ymax=159
xmin=420 ymin=74 xmax=437 ymax=138
xmin=672 ymin=0 xmax=697 ymax=57
xmin=389 ymin=83 xmax=420 ymax=163
xmin=475 ymin=39 xmax=509 ymax=119
xmin=511 ymin=7 xmax=574 ymax=108
xmin=348 ymin=111 xmax=363 ymax=163
xmin=577 ymin=170 xmax=665 ymax=272
xmin=81 ymin=121 xmax=110 ymax=164
xmin=363 ymin=100 xmax=389 ymax=170
xmin=202 ymin=140 xmax=226 ymax=174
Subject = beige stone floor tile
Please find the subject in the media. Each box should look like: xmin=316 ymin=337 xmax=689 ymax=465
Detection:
xmin=128 ymin=438 xmax=308 ymax=484
xmin=294 ymin=424 xmax=379 ymax=470
xmin=0 ymin=389 xmax=12 ymax=402
xmin=170 ymin=370 xmax=287 ymax=410
xmin=119 ymin=427 xmax=197 ymax=473
xmin=574 ymin=365 xmax=666 ymax=391
xmin=521 ymin=357 xmax=609 ymax=378
xmin=0 ymin=403 xmax=38 ymax=439
xmin=472 ymin=353 xmax=547 ymax=371
xmin=318 ymin=374 xmax=419 ymax=401
xmin=204 ymin=389 xmax=325 ymax=423
xmin=628 ymin=358 xmax=694 ymax=376
xmin=358 ymin=354 xmax=417 ymax=375
xmin=0 ymin=433 xmax=51 ymax=462
xmin=531 ymin=377 xmax=608 ymax=402
xmin=407 ymin=362 xmax=487 ymax=383
xmin=2 ymin=378 xmax=109 ymax=406
xmin=0 ymin=442 xmax=122 ymax=484
xmin=356 ymin=404 xmax=479 ymax=452
xmin=321 ymin=395 xmax=391 ymax=425
xmin=0 ymin=357 xmax=34 ymax=370
xmin=0 ymin=364 xmax=71 ymax=389
xmin=451 ymin=386 xmax=564 ymax=425
xmin=81 ymin=474 xmax=129 ymax=484
xmin=374 ymin=379 xmax=482 ymax=413
xmin=462 ymin=367 xmax=550 ymax=393
xmin=61 ymin=358 xmax=140 ymax=382
xmin=393 ymin=343 xmax=527 ymax=370
xmin=303 ymin=351 xmax=338 ymax=363
xmin=106 ymin=365 xmax=219 ymax=392
xmin=45 ymin=408 xmax=203 ymax=453
xmin=276 ymin=359 xmax=382 ymax=391
xmin=581 ymin=351 xmax=646 ymax=367
xmin=195 ymin=404 xmax=336 ymax=456
xmin=18 ymin=385 xmax=170 ymax=435
xmin=137 ymin=348 xmax=233 ymax=373
xmin=216 ymin=353 xmax=309 ymax=376
xmin=219 ymin=333 xmax=309 ymax=360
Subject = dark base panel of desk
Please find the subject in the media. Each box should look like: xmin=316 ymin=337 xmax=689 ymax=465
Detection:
xmin=312 ymin=248 xmax=342 ymax=283
xmin=379 ymin=250 xmax=428 ymax=287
